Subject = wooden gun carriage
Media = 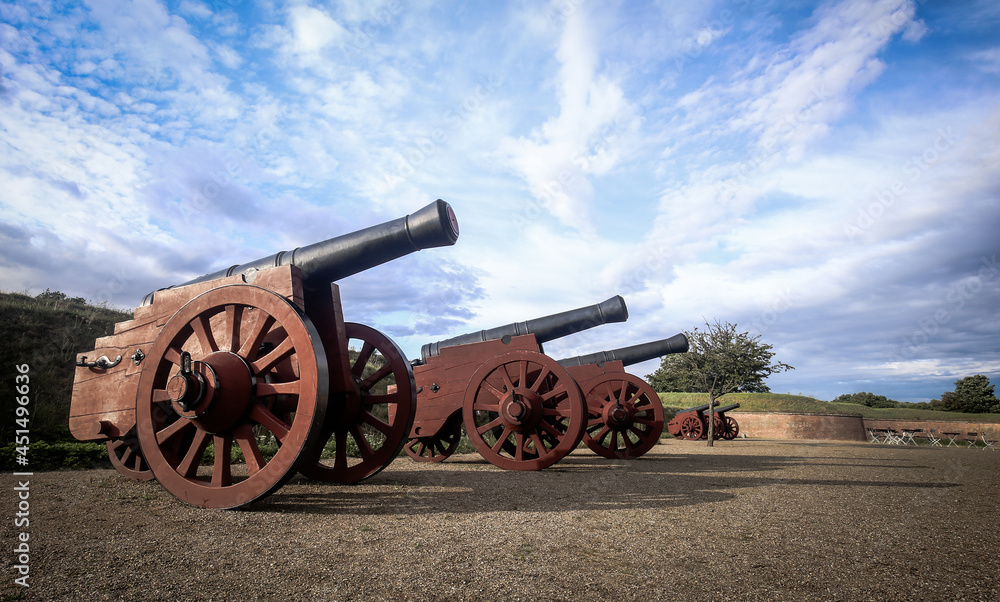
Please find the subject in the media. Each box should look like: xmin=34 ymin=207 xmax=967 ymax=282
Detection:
xmin=556 ymin=334 xmax=688 ymax=459
xmin=403 ymin=297 xmax=629 ymax=470
xmin=69 ymin=200 xmax=460 ymax=508
xmin=666 ymin=402 xmax=741 ymax=441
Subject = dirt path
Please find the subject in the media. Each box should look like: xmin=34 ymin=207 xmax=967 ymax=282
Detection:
xmin=3 ymin=439 xmax=999 ymax=600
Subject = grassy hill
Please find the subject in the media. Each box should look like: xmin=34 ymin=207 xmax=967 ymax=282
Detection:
xmin=658 ymin=391 xmax=1000 ymax=423
xmin=1 ymin=290 xmax=132 ymax=443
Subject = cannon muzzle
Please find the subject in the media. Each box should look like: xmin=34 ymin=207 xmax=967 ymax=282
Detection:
xmin=143 ymin=199 xmax=459 ymax=305
xmin=419 ymin=295 xmax=628 ymax=361
xmin=716 ymin=403 xmax=741 ymax=413
xmin=557 ymin=333 xmax=688 ymax=368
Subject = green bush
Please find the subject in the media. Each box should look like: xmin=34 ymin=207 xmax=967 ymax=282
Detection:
xmin=0 ymin=441 xmax=109 ymax=471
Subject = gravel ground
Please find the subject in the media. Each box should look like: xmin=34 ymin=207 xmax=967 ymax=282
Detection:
xmin=3 ymin=438 xmax=999 ymax=601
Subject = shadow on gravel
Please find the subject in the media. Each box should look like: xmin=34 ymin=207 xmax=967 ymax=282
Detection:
xmin=249 ymin=451 xmax=957 ymax=516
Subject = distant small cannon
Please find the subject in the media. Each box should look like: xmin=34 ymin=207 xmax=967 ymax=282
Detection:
xmin=556 ymin=334 xmax=688 ymax=459
xmin=666 ymin=402 xmax=741 ymax=440
xmin=69 ymin=200 xmax=460 ymax=508
xmin=404 ymin=296 xmax=629 ymax=470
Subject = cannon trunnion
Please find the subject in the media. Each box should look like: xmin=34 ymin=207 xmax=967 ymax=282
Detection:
xmin=69 ymin=201 xmax=459 ymax=508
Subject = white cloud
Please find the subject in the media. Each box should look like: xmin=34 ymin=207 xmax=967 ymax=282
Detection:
xmin=971 ymin=48 xmax=1000 ymax=74
xmin=498 ymin=1 xmax=638 ymax=236
xmin=285 ymin=4 xmax=349 ymax=65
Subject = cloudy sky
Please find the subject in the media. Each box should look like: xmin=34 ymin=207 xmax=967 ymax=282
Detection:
xmin=2 ymin=0 xmax=998 ymax=402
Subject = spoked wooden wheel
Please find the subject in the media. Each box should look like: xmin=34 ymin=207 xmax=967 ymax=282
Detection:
xmin=722 ymin=415 xmax=740 ymax=440
xmin=135 ymin=285 xmax=328 ymax=509
xmin=299 ymin=323 xmax=416 ymax=483
xmin=581 ymin=373 xmax=664 ymax=459
xmin=678 ymin=414 xmax=703 ymax=441
xmin=463 ymin=350 xmax=586 ymax=471
xmin=404 ymin=413 xmax=463 ymax=463
xmin=107 ymin=426 xmax=154 ymax=481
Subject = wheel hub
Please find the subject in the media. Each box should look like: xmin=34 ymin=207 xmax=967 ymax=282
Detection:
xmin=499 ymin=388 xmax=542 ymax=432
xmin=171 ymin=351 xmax=254 ymax=434
xmin=603 ymin=400 xmax=635 ymax=429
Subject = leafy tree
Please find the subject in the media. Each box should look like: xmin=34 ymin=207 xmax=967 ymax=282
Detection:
xmin=952 ymin=375 xmax=999 ymax=414
xmin=831 ymin=392 xmax=899 ymax=408
xmin=646 ymin=320 xmax=793 ymax=445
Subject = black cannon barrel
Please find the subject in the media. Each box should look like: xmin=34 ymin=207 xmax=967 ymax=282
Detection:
xmin=419 ymin=295 xmax=628 ymax=361
xmin=716 ymin=403 xmax=741 ymax=413
xmin=142 ymin=200 xmax=459 ymax=305
xmin=557 ymin=333 xmax=688 ymax=368
xmin=677 ymin=401 xmax=720 ymax=414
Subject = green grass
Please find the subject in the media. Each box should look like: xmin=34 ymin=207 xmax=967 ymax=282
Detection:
xmin=1 ymin=290 xmax=132 ymax=443
xmin=658 ymin=392 xmax=1000 ymax=423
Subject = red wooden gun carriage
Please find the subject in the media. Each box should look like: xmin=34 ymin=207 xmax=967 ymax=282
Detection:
xmin=69 ymin=200 xmax=460 ymax=508
xmin=403 ymin=297 xmax=629 ymax=470
xmin=556 ymin=333 xmax=688 ymax=459
xmin=666 ymin=402 xmax=741 ymax=441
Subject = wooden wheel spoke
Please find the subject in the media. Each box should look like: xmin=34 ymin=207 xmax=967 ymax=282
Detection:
xmin=178 ymin=429 xmax=211 ymax=478
xmin=334 ymin=430 xmax=349 ymax=471
xmin=237 ymin=311 xmax=276 ymax=360
xmin=224 ymin=304 xmax=245 ymax=353
xmin=479 ymin=381 xmax=505 ymax=402
xmin=234 ymin=424 xmax=265 ymax=476
xmin=191 ymin=315 xmax=218 ymax=354
xmin=528 ymin=365 xmax=552 ymax=393
xmin=363 ymin=393 xmax=400 ymax=407
xmin=627 ymin=425 xmax=647 ymax=439
xmin=249 ymin=404 xmax=291 ymax=443
xmin=623 ymin=389 xmax=644 ymax=407
xmin=609 ymin=430 xmax=620 ymax=451
xmin=212 ymin=435 xmax=233 ymax=487
xmin=511 ymin=433 xmax=524 ymax=461
xmin=476 ymin=415 xmax=504 ymax=435
xmin=155 ymin=418 xmax=191 ymax=446
xmin=529 ymin=432 xmax=548 ymax=454
xmin=361 ymin=410 xmax=392 ymax=436
xmin=516 ymin=361 xmax=528 ymax=388
xmin=542 ymin=401 xmax=573 ymax=418
xmin=490 ymin=426 xmax=512 ymax=452
xmin=152 ymin=388 xmax=172 ymax=404
xmin=498 ymin=366 xmax=516 ymax=395
xmin=351 ymin=342 xmax=376 ymax=379
xmin=163 ymin=347 xmax=183 ymax=367
xmin=538 ymin=418 xmax=565 ymax=439
xmin=251 ymin=337 xmax=295 ymax=375
xmin=541 ymin=384 xmax=568 ymax=404
xmin=255 ymin=380 xmax=300 ymax=397
xmin=351 ymin=425 xmax=376 ymax=459
xmin=359 ymin=363 xmax=392 ymax=391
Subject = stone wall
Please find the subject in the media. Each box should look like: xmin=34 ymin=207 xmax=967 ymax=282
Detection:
xmin=733 ymin=412 xmax=867 ymax=441
xmin=729 ymin=412 xmax=1000 ymax=443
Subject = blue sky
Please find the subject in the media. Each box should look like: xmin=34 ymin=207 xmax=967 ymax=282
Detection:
xmin=1 ymin=0 xmax=998 ymax=402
